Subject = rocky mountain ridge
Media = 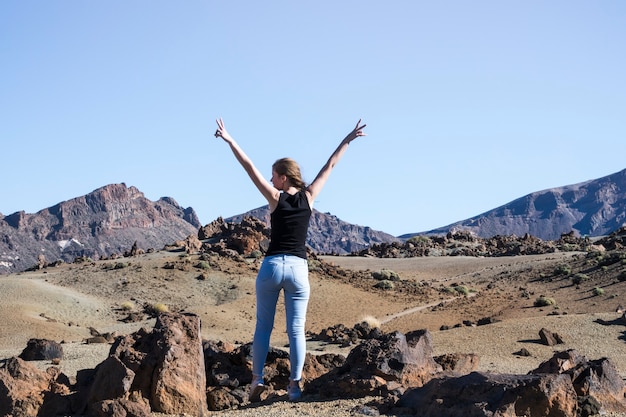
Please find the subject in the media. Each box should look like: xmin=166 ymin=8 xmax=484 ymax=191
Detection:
xmin=3 ymin=167 xmax=626 ymax=273
xmin=409 ymin=167 xmax=626 ymax=240
xmin=0 ymin=184 xmax=398 ymax=274
xmin=0 ymin=183 xmax=200 ymax=273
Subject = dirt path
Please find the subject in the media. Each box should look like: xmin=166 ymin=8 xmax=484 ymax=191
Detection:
xmin=380 ymin=292 xmax=476 ymax=324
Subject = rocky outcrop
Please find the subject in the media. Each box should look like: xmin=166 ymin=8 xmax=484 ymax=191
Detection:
xmin=530 ymin=349 xmax=626 ymax=413
xmin=309 ymin=330 xmax=443 ymax=400
xmin=0 ymin=312 xmax=208 ymax=417
xmin=359 ymin=230 xmax=592 ymax=258
xmin=0 ymin=183 xmax=200 ymax=273
xmin=93 ymin=312 xmax=208 ymax=416
xmin=226 ymin=206 xmax=399 ymax=255
xmin=199 ymin=216 xmax=270 ymax=257
xmin=415 ymin=167 xmax=626 ymax=240
xmin=2 ymin=314 xmax=625 ymax=416
xmin=395 ymin=348 xmax=626 ymax=416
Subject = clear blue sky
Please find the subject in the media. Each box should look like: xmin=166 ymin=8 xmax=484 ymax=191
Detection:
xmin=1 ymin=1 xmax=625 ymax=237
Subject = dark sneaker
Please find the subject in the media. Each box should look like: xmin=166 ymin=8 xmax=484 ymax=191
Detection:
xmin=288 ymin=381 xmax=302 ymax=401
xmin=249 ymin=377 xmax=266 ymax=402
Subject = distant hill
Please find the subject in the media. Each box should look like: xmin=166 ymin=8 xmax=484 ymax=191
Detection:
xmin=0 ymin=183 xmax=200 ymax=273
xmin=226 ymin=206 xmax=399 ymax=255
xmin=404 ymin=168 xmax=626 ymax=240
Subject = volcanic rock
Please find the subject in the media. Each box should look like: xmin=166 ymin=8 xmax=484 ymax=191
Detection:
xmin=396 ymin=371 xmax=577 ymax=417
xmin=539 ymin=327 xmax=565 ymax=346
xmin=18 ymin=338 xmax=64 ymax=361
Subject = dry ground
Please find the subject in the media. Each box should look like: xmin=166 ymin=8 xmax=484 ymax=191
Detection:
xmin=2 ymin=249 xmax=626 ymax=416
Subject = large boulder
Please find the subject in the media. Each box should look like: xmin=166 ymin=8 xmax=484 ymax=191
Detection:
xmin=18 ymin=338 xmax=64 ymax=361
xmin=394 ymin=349 xmax=626 ymax=417
xmin=309 ymin=329 xmax=442 ymax=399
xmin=347 ymin=330 xmax=441 ymax=383
xmin=396 ymin=371 xmax=577 ymax=417
xmin=0 ymin=357 xmax=72 ymax=417
xmin=85 ymin=312 xmax=209 ymax=417
xmin=531 ymin=349 xmax=626 ymax=414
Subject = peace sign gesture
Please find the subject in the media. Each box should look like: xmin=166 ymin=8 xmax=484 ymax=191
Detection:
xmin=343 ymin=119 xmax=367 ymax=144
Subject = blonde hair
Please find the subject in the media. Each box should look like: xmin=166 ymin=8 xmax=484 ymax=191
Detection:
xmin=273 ymin=158 xmax=306 ymax=190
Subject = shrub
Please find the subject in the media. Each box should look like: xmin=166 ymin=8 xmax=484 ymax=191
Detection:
xmin=196 ymin=261 xmax=211 ymax=270
xmin=571 ymin=273 xmax=589 ymax=285
xmin=593 ymin=287 xmax=605 ymax=296
xmin=372 ymin=269 xmax=400 ymax=281
xmin=534 ymin=296 xmax=556 ymax=307
xmin=120 ymin=301 xmax=135 ymax=311
xmin=149 ymin=303 xmax=169 ymax=315
xmin=308 ymin=259 xmax=321 ymax=272
xmin=554 ymin=264 xmax=572 ymax=276
xmin=247 ymin=250 xmax=263 ymax=259
xmin=560 ymin=243 xmax=577 ymax=252
xmin=454 ymin=285 xmax=470 ymax=296
xmin=407 ymin=236 xmax=430 ymax=246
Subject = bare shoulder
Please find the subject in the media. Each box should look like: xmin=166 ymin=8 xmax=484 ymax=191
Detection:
xmin=304 ymin=189 xmax=314 ymax=209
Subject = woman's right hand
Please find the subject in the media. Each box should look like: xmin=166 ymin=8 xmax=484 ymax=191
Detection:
xmin=214 ymin=118 xmax=233 ymax=142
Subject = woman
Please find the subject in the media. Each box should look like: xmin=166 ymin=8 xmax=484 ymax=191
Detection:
xmin=214 ymin=118 xmax=366 ymax=402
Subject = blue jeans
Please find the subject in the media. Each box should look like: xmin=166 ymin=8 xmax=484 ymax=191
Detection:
xmin=252 ymin=254 xmax=310 ymax=382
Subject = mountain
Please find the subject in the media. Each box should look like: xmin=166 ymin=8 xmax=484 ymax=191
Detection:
xmin=407 ymin=168 xmax=626 ymax=240
xmin=0 ymin=183 xmax=200 ymax=274
xmin=11 ymin=166 xmax=624 ymax=273
xmin=226 ymin=206 xmax=398 ymax=255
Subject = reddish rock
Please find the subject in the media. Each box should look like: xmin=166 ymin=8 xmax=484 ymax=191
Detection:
xmin=539 ymin=327 xmax=565 ymax=346
xmin=91 ymin=393 xmax=151 ymax=417
xmin=434 ymin=353 xmax=480 ymax=375
xmin=309 ymin=330 xmax=441 ymax=399
xmin=87 ymin=356 xmax=136 ymax=405
xmin=0 ymin=357 xmax=71 ymax=417
xmin=531 ymin=349 xmax=626 ymax=414
xmin=150 ymin=313 xmax=208 ymax=416
xmin=87 ymin=312 xmax=208 ymax=416
xmin=198 ymin=217 xmax=228 ymax=240
xmin=184 ymin=234 xmax=203 ymax=253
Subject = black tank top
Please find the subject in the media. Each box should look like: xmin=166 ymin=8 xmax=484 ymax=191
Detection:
xmin=266 ymin=190 xmax=311 ymax=259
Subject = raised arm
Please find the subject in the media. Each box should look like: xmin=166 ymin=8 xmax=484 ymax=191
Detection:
xmin=306 ymin=119 xmax=366 ymax=205
xmin=214 ymin=118 xmax=280 ymax=208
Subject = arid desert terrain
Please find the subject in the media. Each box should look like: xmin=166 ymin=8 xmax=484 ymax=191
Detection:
xmin=2 ymin=247 xmax=626 ymax=416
